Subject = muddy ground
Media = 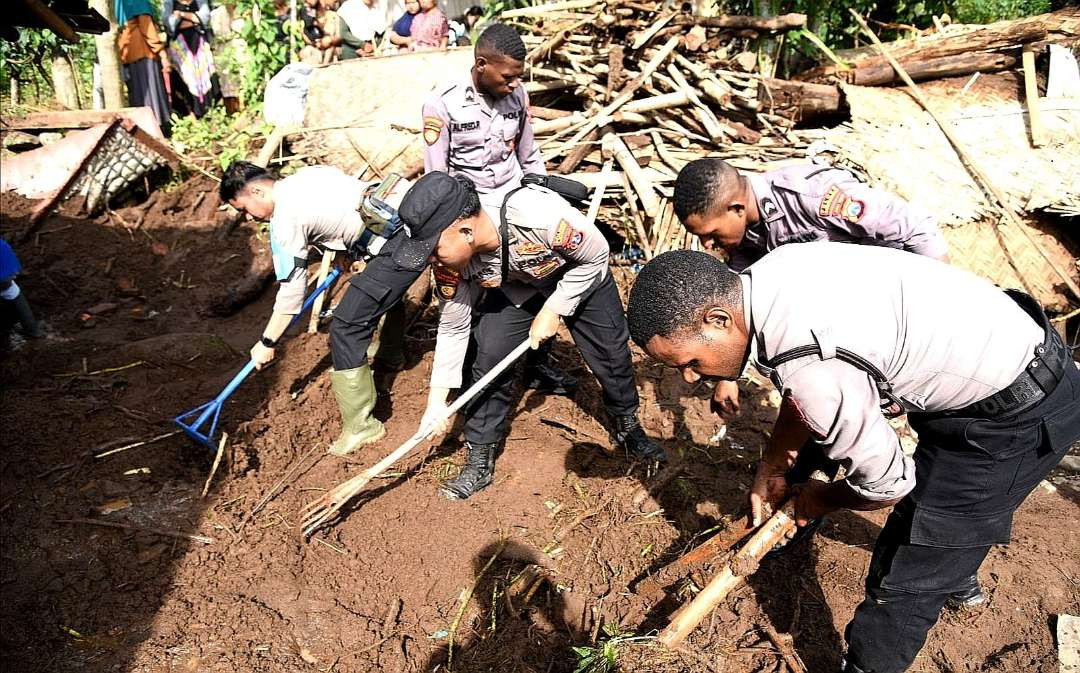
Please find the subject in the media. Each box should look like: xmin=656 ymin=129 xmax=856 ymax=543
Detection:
xmin=1 ymin=181 xmax=1078 ymax=673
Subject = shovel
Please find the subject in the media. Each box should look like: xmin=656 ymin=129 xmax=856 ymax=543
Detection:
xmin=300 ymin=339 xmax=532 ymax=537
xmin=174 ymin=267 xmax=342 ymax=449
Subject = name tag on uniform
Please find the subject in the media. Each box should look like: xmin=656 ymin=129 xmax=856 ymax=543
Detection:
xmin=451 ymin=120 xmax=481 ymax=132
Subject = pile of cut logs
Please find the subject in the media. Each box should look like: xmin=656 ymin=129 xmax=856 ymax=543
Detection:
xmin=510 ymin=1 xmax=1078 ymax=258
xmin=510 ymin=0 xmax=834 ymax=257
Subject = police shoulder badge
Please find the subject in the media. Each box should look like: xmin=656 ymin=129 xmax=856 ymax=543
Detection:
xmin=432 ymin=264 xmax=461 ymax=300
xmin=551 ymin=219 xmax=584 ymax=252
xmin=423 ymin=116 xmax=444 ymax=146
xmin=819 ymin=185 xmax=865 ymax=224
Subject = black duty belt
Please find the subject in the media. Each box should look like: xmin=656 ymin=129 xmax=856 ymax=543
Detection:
xmin=949 ymin=289 xmax=1069 ymax=419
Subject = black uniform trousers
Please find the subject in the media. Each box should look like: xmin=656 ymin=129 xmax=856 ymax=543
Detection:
xmin=330 ymin=237 xmax=423 ymax=371
xmin=463 ymin=272 xmax=639 ymax=445
xmin=844 ymin=359 xmax=1080 ymax=673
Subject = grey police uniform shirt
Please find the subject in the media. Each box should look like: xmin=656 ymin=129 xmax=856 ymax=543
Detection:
xmin=429 ymin=185 xmax=609 ymax=389
xmin=741 ymin=242 xmax=1042 ymax=502
xmin=730 ymin=164 xmax=948 ymax=271
xmin=422 ymin=74 xmax=546 ymax=197
xmin=270 ymin=166 xmax=370 ymax=315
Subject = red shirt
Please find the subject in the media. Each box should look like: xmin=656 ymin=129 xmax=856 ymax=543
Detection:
xmin=410 ymin=7 xmax=447 ymax=50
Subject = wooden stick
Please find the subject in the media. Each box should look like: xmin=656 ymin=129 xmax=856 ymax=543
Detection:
xmin=307 ymin=250 xmax=335 ymax=333
xmin=850 ymin=10 xmax=1080 ymax=302
xmin=57 ymin=518 xmax=215 ymax=544
xmin=1022 ymin=45 xmax=1046 ymax=147
xmin=201 ymin=432 xmax=228 ymax=498
xmin=760 ymin=621 xmax=807 ymax=673
xmin=607 ymin=132 xmax=660 ymax=218
xmin=94 ymin=430 xmax=180 ymax=459
xmin=658 ymin=500 xmax=796 ymax=648
xmin=632 ymin=11 xmax=676 ymax=50
xmin=447 ymin=539 xmax=507 ymax=668
xmin=251 ymin=443 xmax=323 ymax=515
xmin=254 ymin=126 xmax=289 ymax=168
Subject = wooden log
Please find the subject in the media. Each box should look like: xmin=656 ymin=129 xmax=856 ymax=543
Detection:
xmin=585 ymin=159 xmax=613 ymax=226
xmin=501 ymin=0 xmax=600 ymax=18
xmin=528 ymin=29 xmax=571 ymax=65
xmin=607 ymin=44 xmax=625 ymax=99
xmin=632 ymin=11 xmax=676 ymax=50
xmin=621 ymin=90 xmax=692 ymax=114
xmin=672 ymin=13 xmax=806 ymax=31
xmin=23 ymin=0 xmax=79 ymax=43
xmin=797 ymin=9 xmax=1076 ymax=83
xmin=672 ymin=53 xmax=733 ymax=107
xmin=557 ymin=127 xmax=601 ymax=174
xmin=658 ymin=501 xmax=797 ymax=648
xmin=845 ymin=51 xmax=1017 ymax=86
xmin=529 ymin=105 xmax=574 ymax=120
xmin=533 ymin=113 xmax=586 ymax=135
xmin=607 ymin=131 xmax=660 ymax=218
xmin=1 ymin=107 xmax=157 ymax=130
xmin=757 ymin=77 xmax=843 ymax=120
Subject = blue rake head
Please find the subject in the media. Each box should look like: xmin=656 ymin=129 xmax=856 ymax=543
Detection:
xmin=174 ymin=400 xmax=225 ymax=449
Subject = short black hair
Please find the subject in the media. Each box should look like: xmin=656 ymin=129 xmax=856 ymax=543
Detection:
xmin=452 ymin=174 xmax=482 ymax=220
xmin=466 ymin=5 xmax=483 ymax=16
xmin=672 ymin=158 xmax=744 ymax=222
xmin=475 ymin=23 xmax=526 ymax=62
xmin=219 ymin=161 xmax=274 ymax=202
xmin=627 ymin=250 xmax=741 ymax=348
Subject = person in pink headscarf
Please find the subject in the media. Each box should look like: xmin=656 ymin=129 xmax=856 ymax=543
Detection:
xmin=409 ymin=0 xmax=448 ymax=51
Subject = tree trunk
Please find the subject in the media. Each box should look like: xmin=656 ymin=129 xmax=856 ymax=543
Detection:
xmin=51 ymin=54 xmax=81 ymax=109
xmin=89 ymin=0 xmax=127 ymax=108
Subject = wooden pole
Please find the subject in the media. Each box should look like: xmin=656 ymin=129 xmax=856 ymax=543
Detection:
xmin=24 ymin=0 xmax=79 ymax=42
xmin=606 ymin=132 xmax=660 ymax=218
xmin=307 ymin=250 xmax=335 ymax=333
xmin=88 ymin=0 xmax=127 ymax=108
xmin=658 ymin=501 xmax=797 ymax=648
xmin=850 ymin=10 xmax=1080 ymax=303
xmin=1022 ymin=45 xmax=1046 ymax=147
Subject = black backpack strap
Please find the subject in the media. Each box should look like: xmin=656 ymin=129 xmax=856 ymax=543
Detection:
xmin=499 ymin=186 xmax=527 ymax=285
xmin=760 ymin=345 xmax=905 ymax=418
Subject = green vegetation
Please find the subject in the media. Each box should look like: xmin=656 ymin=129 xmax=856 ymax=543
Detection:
xmin=0 ymin=31 xmax=96 ymax=108
xmin=171 ymin=104 xmax=269 ymax=171
xmin=571 ymin=624 xmax=652 ymax=673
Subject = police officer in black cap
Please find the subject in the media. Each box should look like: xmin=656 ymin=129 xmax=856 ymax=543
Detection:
xmin=332 ymin=170 xmax=665 ymax=499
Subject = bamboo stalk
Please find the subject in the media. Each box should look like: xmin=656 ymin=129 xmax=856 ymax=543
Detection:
xmin=501 ymin=0 xmax=600 ymax=19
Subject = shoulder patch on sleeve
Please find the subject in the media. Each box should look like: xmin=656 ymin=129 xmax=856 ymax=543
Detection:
xmin=551 ymin=219 xmax=583 ymax=251
xmin=432 ymin=264 xmax=461 ymax=299
xmin=819 ymin=185 xmax=864 ymax=223
xmin=423 ymin=116 xmax=444 ymax=146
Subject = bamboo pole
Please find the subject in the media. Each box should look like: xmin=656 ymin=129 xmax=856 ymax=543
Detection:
xmin=1022 ymin=45 xmax=1046 ymax=148
xmin=850 ymin=10 xmax=1080 ymax=302
xmin=501 ymin=0 xmax=601 ymax=19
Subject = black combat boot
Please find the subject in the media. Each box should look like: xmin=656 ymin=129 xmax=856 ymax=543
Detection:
xmin=946 ymin=575 xmax=986 ymax=609
xmin=611 ymin=415 xmax=666 ymax=462
xmin=440 ymin=441 xmax=497 ymax=500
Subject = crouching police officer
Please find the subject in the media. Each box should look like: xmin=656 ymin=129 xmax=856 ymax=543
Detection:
xmin=337 ymin=171 xmax=665 ymax=500
xmin=627 ymin=244 xmax=1080 ymax=673
xmin=220 ymin=161 xmax=412 ymax=456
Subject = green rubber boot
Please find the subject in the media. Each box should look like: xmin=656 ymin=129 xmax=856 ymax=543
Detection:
xmin=329 ymin=365 xmax=386 ymax=456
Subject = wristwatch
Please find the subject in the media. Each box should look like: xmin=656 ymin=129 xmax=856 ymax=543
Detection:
xmin=259 ymin=336 xmax=277 ymax=348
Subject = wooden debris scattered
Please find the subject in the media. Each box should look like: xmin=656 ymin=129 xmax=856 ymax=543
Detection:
xmin=447 ymin=539 xmax=507 ymax=669
xmin=94 ymin=430 xmax=181 ymax=459
xmin=201 ymin=432 xmax=228 ymax=498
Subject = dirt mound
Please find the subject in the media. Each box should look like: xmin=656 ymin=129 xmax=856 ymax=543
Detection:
xmin=2 ymin=184 xmax=1078 ymax=673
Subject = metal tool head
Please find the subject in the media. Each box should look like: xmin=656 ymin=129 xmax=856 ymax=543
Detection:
xmin=173 ymin=401 xmax=222 ymax=449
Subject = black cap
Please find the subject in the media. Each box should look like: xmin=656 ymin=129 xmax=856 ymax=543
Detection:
xmin=392 ymin=172 xmax=471 ymax=272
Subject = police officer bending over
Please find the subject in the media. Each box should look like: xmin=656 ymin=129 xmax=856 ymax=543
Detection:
xmin=674 ymin=157 xmax=951 ymax=418
xmin=627 ymin=244 xmax=1079 ymax=673
xmin=388 ymin=171 xmax=665 ymax=499
xmin=220 ymin=161 xmax=411 ymax=456
xmin=423 ymin=23 xmax=578 ymax=398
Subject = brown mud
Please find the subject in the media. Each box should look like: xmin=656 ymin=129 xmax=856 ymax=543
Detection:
xmin=2 ymin=181 xmax=1078 ymax=673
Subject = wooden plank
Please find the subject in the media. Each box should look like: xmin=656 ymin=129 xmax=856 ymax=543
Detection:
xmin=1 ymin=107 xmax=153 ymax=130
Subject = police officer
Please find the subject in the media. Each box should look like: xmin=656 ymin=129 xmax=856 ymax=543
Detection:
xmin=220 ymin=161 xmax=411 ymax=456
xmin=352 ymin=171 xmax=667 ymax=500
xmin=673 ymin=157 xmax=951 ymax=418
xmin=626 ymin=244 xmax=1080 ymax=673
xmin=422 ymin=23 xmax=576 ymax=396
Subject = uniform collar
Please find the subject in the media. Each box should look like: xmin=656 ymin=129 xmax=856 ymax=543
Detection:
xmin=738 ymin=273 xmax=757 ymax=370
xmin=743 ymin=173 xmax=776 ymax=251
